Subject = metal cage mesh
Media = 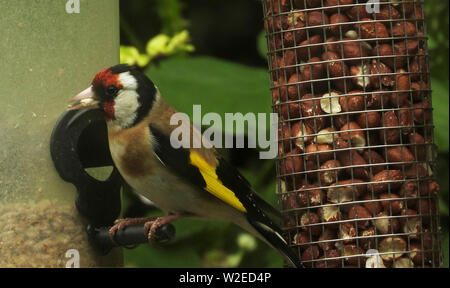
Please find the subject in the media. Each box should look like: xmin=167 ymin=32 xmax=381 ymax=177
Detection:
xmin=262 ymin=0 xmax=442 ymax=268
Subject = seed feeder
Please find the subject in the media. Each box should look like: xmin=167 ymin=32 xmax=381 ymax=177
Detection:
xmin=0 ymin=0 xmax=123 ymax=267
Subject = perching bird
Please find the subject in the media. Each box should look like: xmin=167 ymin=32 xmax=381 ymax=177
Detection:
xmin=68 ymin=64 xmax=301 ymax=268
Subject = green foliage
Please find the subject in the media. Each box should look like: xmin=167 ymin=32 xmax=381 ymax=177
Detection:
xmin=426 ymin=0 xmax=450 ymax=154
xmin=431 ymin=78 xmax=449 ymax=152
xmin=257 ymin=29 xmax=268 ymax=59
xmin=425 ymin=0 xmax=449 ymax=80
xmin=425 ymin=0 xmax=449 ymax=269
xmin=124 ymin=241 xmax=202 ymax=268
xmin=443 ymin=232 xmax=449 ymax=268
xmin=147 ymin=31 xmax=195 ymax=59
xmin=120 ymin=46 xmax=150 ymax=67
xmin=155 ymin=0 xmax=188 ymax=35
xmin=120 ymin=30 xmax=195 ymax=67
xmin=145 ymin=56 xmax=272 ymax=135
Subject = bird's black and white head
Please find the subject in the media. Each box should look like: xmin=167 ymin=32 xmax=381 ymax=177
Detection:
xmin=68 ymin=64 xmax=159 ymax=129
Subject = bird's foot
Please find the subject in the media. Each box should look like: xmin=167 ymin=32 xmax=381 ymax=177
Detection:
xmin=144 ymin=214 xmax=185 ymax=242
xmin=109 ymin=217 xmax=157 ymax=242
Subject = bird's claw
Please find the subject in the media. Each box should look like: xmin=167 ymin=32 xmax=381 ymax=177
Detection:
xmin=108 ymin=217 xmax=157 ymax=243
xmin=143 ymin=219 xmax=160 ymax=241
xmin=143 ymin=214 xmax=185 ymax=242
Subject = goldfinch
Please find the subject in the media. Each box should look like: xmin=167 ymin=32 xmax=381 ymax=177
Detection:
xmin=68 ymin=64 xmax=300 ymax=268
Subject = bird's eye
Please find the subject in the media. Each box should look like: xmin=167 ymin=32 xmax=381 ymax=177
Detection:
xmin=105 ymin=85 xmax=119 ymax=97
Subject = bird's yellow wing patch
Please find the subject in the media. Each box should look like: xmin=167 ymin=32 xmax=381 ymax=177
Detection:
xmin=189 ymin=151 xmax=247 ymax=213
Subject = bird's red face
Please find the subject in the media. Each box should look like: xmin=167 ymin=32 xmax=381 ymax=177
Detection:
xmin=90 ymin=68 xmax=124 ymax=120
xmin=68 ymin=67 xmax=124 ymax=120
xmin=68 ymin=64 xmax=157 ymax=129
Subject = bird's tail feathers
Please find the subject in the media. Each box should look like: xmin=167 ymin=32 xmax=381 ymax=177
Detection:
xmin=249 ymin=219 xmax=302 ymax=268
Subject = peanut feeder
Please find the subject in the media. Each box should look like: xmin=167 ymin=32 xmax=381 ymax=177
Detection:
xmin=263 ymin=0 xmax=441 ymax=268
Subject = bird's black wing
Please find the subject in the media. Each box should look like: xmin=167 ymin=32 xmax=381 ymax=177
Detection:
xmin=149 ymin=124 xmax=282 ymax=218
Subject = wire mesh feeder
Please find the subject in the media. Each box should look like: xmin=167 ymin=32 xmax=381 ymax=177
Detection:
xmin=262 ymin=0 xmax=442 ymax=268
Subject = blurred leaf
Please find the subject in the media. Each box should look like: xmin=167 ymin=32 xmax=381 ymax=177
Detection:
xmin=203 ymin=249 xmax=228 ymax=267
xmin=425 ymin=0 xmax=449 ymax=78
xmin=120 ymin=46 xmax=150 ymax=67
xmin=146 ymin=56 xmax=271 ymax=135
xmin=146 ymin=34 xmax=171 ymax=56
xmin=237 ymin=233 xmax=257 ymax=251
xmin=146 ymin=30 xmax=194 ymax=61
xmin=427 ymin=37 xmax=437 ymax=50
xmin=431 ymin=77 xmax=449 ymax=152
xmin=257 ymin=29 xmax=268 ymax=59
xmin=166 ymin=30 xmax=195 ymax=53
xmin=121 ymin=30 xmax=195 ymax=68
xmin=436 ymin=155 xmax=449 ymax=217
xmin=440 ymin=201 xmax=449 ymax=217
xmin=225 ymin=251 xmax=244 ymax=268
xmin=264 ymin=249 xmax=284 ymax=268
xmin=155 ymin=0 xmax=188 ymax=35
xmin=171 ymin=218 xmax=216 ymax=240
xmin=442 ymin=232 xmax=449 ymax=268
xmin=124 ymin=242 xmax=201 ymax=268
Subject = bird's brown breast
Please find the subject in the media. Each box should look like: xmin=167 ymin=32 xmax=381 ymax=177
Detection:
xmin=108 ymin=122 xmax=154 ymax=178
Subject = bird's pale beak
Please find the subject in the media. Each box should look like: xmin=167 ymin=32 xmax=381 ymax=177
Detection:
xmin=67 ymin=86 xmax=100 ymax=110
